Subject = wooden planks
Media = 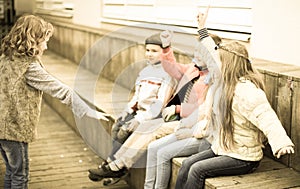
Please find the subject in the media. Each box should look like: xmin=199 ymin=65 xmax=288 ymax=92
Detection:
xmin=32 ymin=103 xmax=130 ymax=189
xmin=254 ymin=59 xmax=300 ymax=169
xmin=291 ymin=76 xmax=300 ymax=172
xmin=205 ymin=165 xmax=300 ymax=189
xmin=0 ymin=102 xmax=129 ymax=189
xmin=170 ymin=156 xmax=300 ymax=189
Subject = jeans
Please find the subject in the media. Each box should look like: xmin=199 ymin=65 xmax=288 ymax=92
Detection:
xmin=109 ymin=113 xmax=135 ymax=160
xmin=175 ymin=148 xmax=260 ymax=189
xmin=144 ymin=134 xmax=211 ymax=189
xmin=108 ymin=140 xmax=124 ymax=161
xmin=0 ymin=139 xmax=29 ymax=189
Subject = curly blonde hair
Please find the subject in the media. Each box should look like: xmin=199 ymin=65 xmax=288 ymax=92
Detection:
xmin=0 ymin=14 xmax=53 ymax=60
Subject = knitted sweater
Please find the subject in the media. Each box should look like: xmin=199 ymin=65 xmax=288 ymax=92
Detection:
xmin=0 ymin=57 xmax=42 ymax=143
xmin=0 ymin=57 xmax=90 ymax=143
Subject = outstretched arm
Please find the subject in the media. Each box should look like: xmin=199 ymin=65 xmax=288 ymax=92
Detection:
xmin=236 ymin=82 xmax=294 ymax=159
xmin=26 ymin=63 xmax=110 ymax=121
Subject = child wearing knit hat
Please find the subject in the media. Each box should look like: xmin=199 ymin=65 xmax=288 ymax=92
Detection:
xmin=145 ymin=32 xmax=171 ymax=48
xmin=88 ymin=31 xmax=177 ymax=185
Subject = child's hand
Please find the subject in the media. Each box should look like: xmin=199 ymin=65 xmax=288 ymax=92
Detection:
xmin=175 ymin=128 xmax=193 ymax=140
xmin=197 ymin=6 xmax=210 ymax=29
xmin=86 ymin=108 xmax=110 ymax=121
xmin=160 ymin=30 xmax=173 ymax=48
xmin=126 ymin=119 xmax=140 ymax=132
xmin=162 ymin=105 xmax=176 ymax=121
xmin=192 ymin=119 xmax=208 ymax=139
xmin=117 ymin=111 xmax=128 ymax=122
xmin=276 ymin=146 xmax=294 ymax=158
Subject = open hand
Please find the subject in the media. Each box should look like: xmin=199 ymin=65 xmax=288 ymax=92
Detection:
xmin=126 ymin=119 xmax=140 ymax=132
xmin=86 ymin=108 xmax=110 ymax=121
xmin=160 ymin=30 xmax=173 ymax=48
xmin=175 ymin=128 xmax=193 ymax=140
xmin=276 ymin=146 xmax=294 ymax=158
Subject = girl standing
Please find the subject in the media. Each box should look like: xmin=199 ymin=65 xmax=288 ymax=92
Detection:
xmin=0 ymin=15 xmax=109 ymax=189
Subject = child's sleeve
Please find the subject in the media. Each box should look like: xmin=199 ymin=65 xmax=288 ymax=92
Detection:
xmin=160 ymin=47 xmax=188 ymax=81
xmin=25 ymin=63 xmax=90 ymax=118
xmin=180 ymin=85 xmax=213 ymax=128
xmin=197 ymin=28 xmax=222 ymax=85
xmin=236 ymin=82 xmax=294 ymax=155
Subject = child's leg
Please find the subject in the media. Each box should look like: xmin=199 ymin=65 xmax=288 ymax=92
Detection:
xmin=175 ymin=148 xmax=215 ymax=189
xmin=155 ymin=138 xmax=210 ymax=189
xmin=114 ymin=120 xmax=176 ymax=168
xmin=109 ymin=113 xmax=136 ymax=160
xmin=0 ymin=140 xmax=29 ymax=189
xmin=144 ymin=134 xmax=178 ymax=189
xmin=182 ymin=152 xmax=260 ymax=189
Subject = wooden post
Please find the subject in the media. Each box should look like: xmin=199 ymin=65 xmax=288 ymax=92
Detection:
xmin=289 ymin=71 xmax=300 ymax=172
xmin=254 ymin=59 xmax=296 ymax=166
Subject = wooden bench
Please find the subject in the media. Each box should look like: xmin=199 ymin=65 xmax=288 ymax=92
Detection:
xmin=42 ymin=49 xmax=150 ymax=188
xmin=42 ymin=50 xmax=133 ymax=157
xmin=46 ymin=16 xmax=300 ymax=168
xmin=170 ymin=156 xmax=300 ymax=189
xmin=42 ymin=50 xmax=300 ymax=189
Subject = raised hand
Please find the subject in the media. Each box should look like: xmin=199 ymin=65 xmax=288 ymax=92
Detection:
xmin=160 ymin=30 xmax=173 ymax=48
xmin=197 ymin=6 xmax=210 ymax=29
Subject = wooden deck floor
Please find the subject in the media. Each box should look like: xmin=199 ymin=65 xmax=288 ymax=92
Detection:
xmin=0 ymin=102 xmax=130 ymax=189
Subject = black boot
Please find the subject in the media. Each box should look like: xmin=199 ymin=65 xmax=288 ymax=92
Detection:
xmin=88 ymin=164 xmax=127 ymax=178
xmin=88 ymin=160 xmax=108 ymax=182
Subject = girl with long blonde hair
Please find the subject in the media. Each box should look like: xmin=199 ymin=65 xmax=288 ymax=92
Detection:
xmin=217 ymin=41 xmax=266 ymax=151
xmin=175 ymin=9 xmax=294 ymax=189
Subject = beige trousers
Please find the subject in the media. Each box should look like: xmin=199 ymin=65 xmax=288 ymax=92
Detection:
xmin=114 ymin=118 xmax=180 ymax=168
